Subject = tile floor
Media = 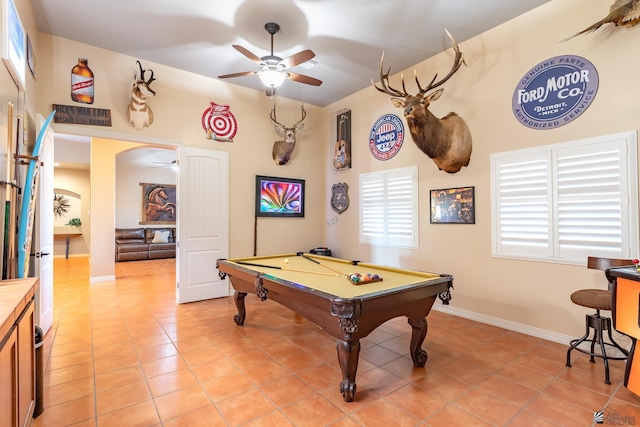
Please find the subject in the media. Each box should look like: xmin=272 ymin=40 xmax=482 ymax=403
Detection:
xmin=32 ymin=256 xmax=640 ymax=426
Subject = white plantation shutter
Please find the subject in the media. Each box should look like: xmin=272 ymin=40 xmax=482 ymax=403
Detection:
xmin=492 ymin=132 xmax=638 ymax=264
xmin=494 ymin=152 xmax=552 ymax=257
xmin=360 ymin=175 xmax=385 ymax=241
xmin=360 ymin=166 xmax=418 ymax=248
xmin=556 ymin=143 xmax=628 ymax=258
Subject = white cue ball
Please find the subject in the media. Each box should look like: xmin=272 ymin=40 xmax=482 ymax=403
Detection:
xmin=284 ymin=258 xmax=289 ymax=264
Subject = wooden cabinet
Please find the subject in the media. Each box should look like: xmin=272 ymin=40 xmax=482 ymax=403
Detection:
xmin=17 ymin=300 xmax=35 ymax=427
xmin=0 ymin=280 xmax=36 ymax=427
xmin=0 ymin=326 xmax=18 ymax=427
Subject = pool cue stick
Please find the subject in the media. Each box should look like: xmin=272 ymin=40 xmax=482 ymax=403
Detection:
xmin=236 ymin=261 xmax=277 ymax=269
xmin=253 ymin=216 xmax=257 ymax=256
xmin=235 ymin=261 xmax=340 ymax=277
xmin=301 ymin=255 xmax=345 ymax=276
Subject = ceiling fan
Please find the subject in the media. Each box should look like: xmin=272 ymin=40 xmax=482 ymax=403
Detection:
xmin=151 ymin=160 xmax=177 ymax=170
xmin=217 ymin=22 xmax=322 ymax=97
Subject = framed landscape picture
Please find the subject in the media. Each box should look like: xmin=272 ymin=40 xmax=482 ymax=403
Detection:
xmin=255 ymin=175 xmax=305 ymax=217
xmin=430 ymin=186 xmax=475 ymax=224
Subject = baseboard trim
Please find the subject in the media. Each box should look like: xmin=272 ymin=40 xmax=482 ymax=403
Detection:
xmin=433 ymin=304 xmax=573 ymax=346
xmin=90 ymin=275 xmax=116 ymax=283
xmin=54 ymin=253 xmax=90 ymax=259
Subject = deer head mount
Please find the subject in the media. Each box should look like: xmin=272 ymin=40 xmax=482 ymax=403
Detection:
xmin=372 ymin=30 xmax=472 ymax=173
xmin=270 ymin=104 xmax=306 ymax=165
xmin=128 ymin=60 xmax=156 ymax=130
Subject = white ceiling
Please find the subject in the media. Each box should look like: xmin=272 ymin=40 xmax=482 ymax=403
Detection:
xmin=32 ymin=0 xmax=552 ymax=107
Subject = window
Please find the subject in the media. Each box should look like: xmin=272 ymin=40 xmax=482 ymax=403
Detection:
xmin=491 ymin=131 xmax=638 ymax=264
xmin=359 ymin=166 xmax=418 ymax=248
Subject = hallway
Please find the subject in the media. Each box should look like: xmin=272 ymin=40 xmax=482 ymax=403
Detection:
xmin=34 ymin=256 xmax=640 ymax=426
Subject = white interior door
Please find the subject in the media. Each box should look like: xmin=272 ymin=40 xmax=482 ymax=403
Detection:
xmin=35 ymin=115 xmax=54 ymax=334
xmin=176 ymin=146 xmax=229 ymax=303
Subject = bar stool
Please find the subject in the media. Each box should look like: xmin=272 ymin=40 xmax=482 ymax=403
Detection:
xmin=566 ymin=257 xmax=633 ymax=384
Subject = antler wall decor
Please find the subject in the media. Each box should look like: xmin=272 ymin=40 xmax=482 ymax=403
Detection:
xmin=127 ymin=61 xmax=156 ymax=130
xmin=270 ymin=104 xmax=306 ymax=165
xmin=372 ymin=30 xmax=472 ymax=174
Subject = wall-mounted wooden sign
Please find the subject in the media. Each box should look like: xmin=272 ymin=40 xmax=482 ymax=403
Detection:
xmin=52 ymin=104 xmax=112 ymax=126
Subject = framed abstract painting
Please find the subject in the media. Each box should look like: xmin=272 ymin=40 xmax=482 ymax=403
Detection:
xmin=255 ymin=175 xmax=305 ymax=218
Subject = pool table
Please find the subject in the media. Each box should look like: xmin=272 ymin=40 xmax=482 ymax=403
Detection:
xmin=216 ymin=252 xmax=453 ymax=402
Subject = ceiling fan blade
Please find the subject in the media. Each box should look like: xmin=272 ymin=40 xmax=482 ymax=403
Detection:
xmin=217 ymin=71 xmax=258 ymax=79
xmin=287 ymin=72 xmax=322 ymax=86
xmin=232 ymin=45 xmax=263 ymax=64
xmin=151 ymin=160 xmax=176 ymax=168
xmin=279 ymin=49 xmax=315 ymax=69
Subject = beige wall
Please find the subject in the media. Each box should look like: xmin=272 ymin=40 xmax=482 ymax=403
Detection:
xmin=115 ymin=147 xmax=176 ymax=228
xmin=53 ymin=168 xmax=90 ymax=256
xmin=323 ymin=0 xmax=640 ymax=339
xmin=53 ymin=147 xmax=178 ymax=258
xmin=0 ymin=0 xmax=36 ymax=277
xmin=90 ymin=138 xmax=139 ymax=279
xmin=33 ymin=19 xmax=326 ymax=279
xmin=15 ymin=0 xmax=37 ymax=115
xmin=20 ymin=0 xmax=640 ymax=340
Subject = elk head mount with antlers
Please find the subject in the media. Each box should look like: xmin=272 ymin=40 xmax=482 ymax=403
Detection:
xmin=270 ymin=104 xmax=306 ymax=165
xmin=128 ymin=61 xmax=156 ymax=130
xmin=373 ymin=30 xmax=472 ymax=174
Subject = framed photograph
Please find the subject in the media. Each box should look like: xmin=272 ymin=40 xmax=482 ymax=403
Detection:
xmin=255 ymin=175 xmax=305 ymax=217
xmin=1 ymin=0 xmax=26 ymax=90
xmin=26 ymin=33 xmax=35 ymax=79
xmin=430 ymin=186 xmax=475 ymax=224
xmin=140 ymin=183 xmax=176 ymax=225
xmin=331 ymin=109 xmax=351 ymax=171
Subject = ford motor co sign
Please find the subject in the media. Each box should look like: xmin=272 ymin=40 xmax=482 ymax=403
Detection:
xmin=512 ymin=55 xmax=598 ymax=130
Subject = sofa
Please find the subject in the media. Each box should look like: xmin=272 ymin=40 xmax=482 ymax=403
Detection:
xmin=115 ymin=227 xmax=176 ymax=261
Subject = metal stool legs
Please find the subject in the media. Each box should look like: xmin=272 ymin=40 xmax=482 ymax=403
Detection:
xmin=566 ymin=310 xmax=629 ymax=384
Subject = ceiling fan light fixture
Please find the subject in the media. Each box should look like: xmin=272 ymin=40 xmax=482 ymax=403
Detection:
xmin=258 ymin=69 xmax=287 ymax=88
xmin=219 ymin=22 xmax=321 ymax=94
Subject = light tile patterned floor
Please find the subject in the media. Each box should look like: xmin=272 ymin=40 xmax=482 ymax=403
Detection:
xmin=32 ymin=256 xmax=640 ymax=426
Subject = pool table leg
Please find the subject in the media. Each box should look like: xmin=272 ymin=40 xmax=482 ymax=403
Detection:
xmin=408 ymin=316 xmax=428 ymax=367
xmin=233 ymin=291 xmax=247 ymax=325
xmin=336 ymin=339 xmax=360 ymax=402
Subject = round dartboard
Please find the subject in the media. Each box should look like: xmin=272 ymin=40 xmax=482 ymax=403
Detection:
xmin=201 ymin=102 xmax=237 ymax=140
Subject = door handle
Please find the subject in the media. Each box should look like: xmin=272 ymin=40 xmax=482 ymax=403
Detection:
xmin=35 ymin=252 xmax=51 ymax=258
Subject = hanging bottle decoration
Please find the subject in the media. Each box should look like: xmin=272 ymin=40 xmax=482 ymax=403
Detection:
xmin=71 ymin=58 xmax=94 ymax=104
